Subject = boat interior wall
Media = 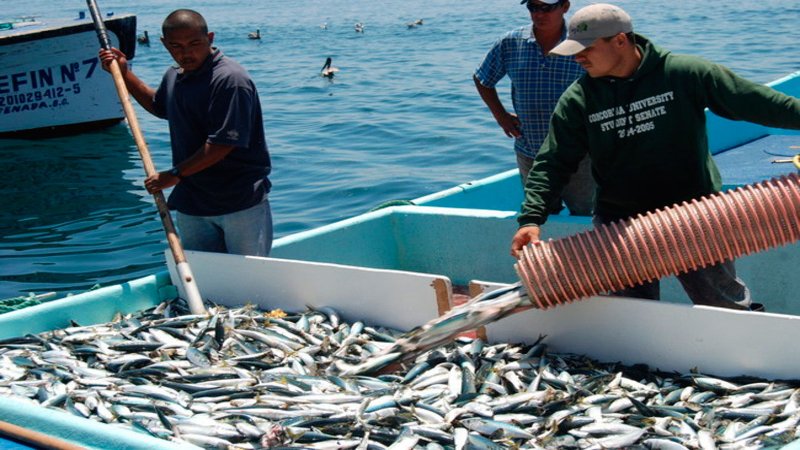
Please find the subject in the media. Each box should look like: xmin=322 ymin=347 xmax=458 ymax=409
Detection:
xmin=272 ymin=207 xmax=403 ymax=269
xmin=0 ymin=273 xmax=171 ymax=340
xmin=392 ymin=207 xmax=520 ymax=284
xmin=392 ymin=207 xmax=588 ymax=286
xmin=169 ymin=251 xmax=451 ymax=332
xmin=273 ymin=205 xmax=592 ymax=286
xmin=0 ymin=396 xmax=198 ymax=450
xmin=471 ymin=281 xmax=800 ymax=381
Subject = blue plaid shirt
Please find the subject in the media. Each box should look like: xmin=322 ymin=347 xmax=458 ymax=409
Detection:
xmin=475 ymin=25 xmax=584 ymax=159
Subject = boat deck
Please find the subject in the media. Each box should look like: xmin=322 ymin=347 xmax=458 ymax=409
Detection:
xmin=716 ymin=134 xmax=800 ymax=186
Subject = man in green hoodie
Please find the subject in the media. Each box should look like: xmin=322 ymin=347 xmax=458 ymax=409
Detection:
xmin=510 ymin=3 xmax=800 ymax=310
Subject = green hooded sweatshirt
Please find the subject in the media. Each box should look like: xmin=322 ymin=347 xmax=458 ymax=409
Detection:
xmin=518 ymin=34 xmax=800 ymax=226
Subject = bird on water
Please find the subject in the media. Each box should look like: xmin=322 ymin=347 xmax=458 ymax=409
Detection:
xmin=321 ymin=57 xmax=339 ymax=79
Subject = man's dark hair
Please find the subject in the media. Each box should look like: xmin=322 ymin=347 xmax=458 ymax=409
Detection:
xmin=625 ymin=31 xmax=636 ymax=46
xmin=602 ymin=32 xmax=636 ymax=46
xmin=162 ymin=9 xmax=208 ymax=35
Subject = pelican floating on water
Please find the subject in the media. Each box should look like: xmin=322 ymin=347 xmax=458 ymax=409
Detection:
xmin=137 ymin=30 xmax=150 ymax=45
xmin=354 ymin=22 xmax=364 ymax=33
xmin=321 ymin=57 xmax=339 ymax=79
xmin=248 ymin=29 xmax=261 ymax=40
xmin=406 ymin=19 xmax=424 ymax=28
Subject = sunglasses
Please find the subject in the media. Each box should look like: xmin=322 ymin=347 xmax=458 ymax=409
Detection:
xmin=526 ymin=1 xmax=564 ymax=13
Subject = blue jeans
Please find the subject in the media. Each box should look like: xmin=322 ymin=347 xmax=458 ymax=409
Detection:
xmin=592 ymin=215 xmax=752 ymax=310
xmin=176 ymin=196 xmax=273 ymax=257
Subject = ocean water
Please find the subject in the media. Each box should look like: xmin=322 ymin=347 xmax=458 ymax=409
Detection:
xmin=0 ymin=0 xmax=797 ymax=299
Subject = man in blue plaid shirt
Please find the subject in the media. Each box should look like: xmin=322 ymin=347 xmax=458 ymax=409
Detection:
xmin=474 ymin=0 xmax=594 ymax=215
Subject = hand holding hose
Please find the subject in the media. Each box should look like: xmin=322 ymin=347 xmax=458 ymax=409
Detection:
xmin=511 ymin=225 xmax=541 ymax=258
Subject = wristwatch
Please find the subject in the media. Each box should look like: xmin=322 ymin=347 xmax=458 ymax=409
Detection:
xmin=168 ymin=166 xmax=182 ymax=179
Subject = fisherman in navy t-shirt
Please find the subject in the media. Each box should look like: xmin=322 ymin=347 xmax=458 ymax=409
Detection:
xmin=99 ymin=9 xmax=272 ymax=256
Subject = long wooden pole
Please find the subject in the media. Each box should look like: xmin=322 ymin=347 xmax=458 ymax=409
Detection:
xmin=85 ymin=0 xmax=206 ymax=315
xmin=0 ymin=420 xmax=86 ymax=450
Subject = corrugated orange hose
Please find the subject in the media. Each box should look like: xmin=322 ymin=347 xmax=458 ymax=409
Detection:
xmin=515 ymin=173 xmax=800 ymax=309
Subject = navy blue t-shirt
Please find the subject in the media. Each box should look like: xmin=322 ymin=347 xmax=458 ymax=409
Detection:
xmin=153 ymin=49 xmax=271 ymax=216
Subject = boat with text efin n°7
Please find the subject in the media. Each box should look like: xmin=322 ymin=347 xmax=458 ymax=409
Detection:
xmin=0 ymin=11 xmax=135 ymax=138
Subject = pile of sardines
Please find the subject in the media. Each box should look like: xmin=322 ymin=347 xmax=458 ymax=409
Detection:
xmin=0 ymin=298 xmax=798 ymax=450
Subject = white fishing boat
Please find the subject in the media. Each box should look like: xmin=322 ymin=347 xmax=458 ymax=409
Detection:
xmin=0 ymin=71 xmax=797 ymax=449
xmin=0 ymin=12 xmax=136 ymax=138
